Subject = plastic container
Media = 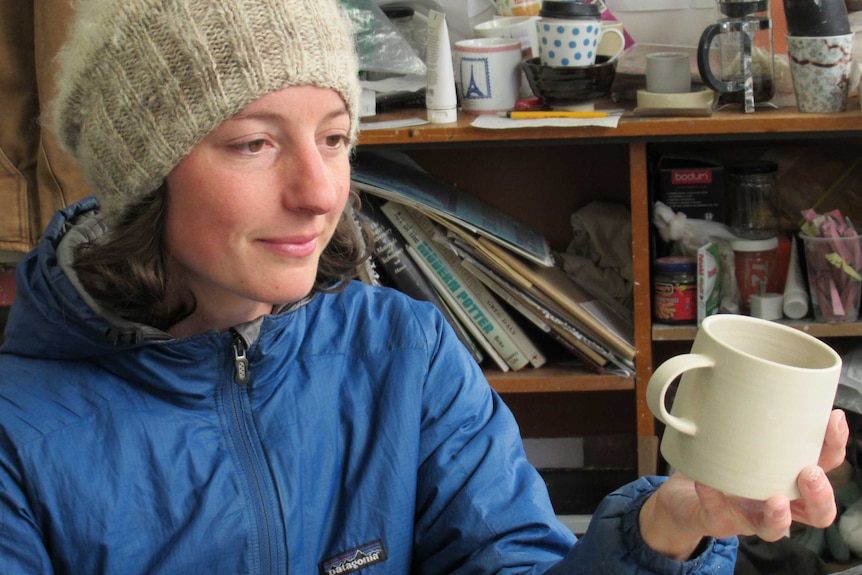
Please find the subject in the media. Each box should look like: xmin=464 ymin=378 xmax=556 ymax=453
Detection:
xmin=732 ymin=236 xmax=780 ymax=314
xmin=653 ymin=256 xmax=697 ymax=324
xmin=727 ymin=160 xmax=780 ymax=240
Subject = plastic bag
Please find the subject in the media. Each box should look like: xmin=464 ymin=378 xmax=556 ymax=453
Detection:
xmin=652 ymin=201 xmax=743 ymax=314
xmin=340 ymin=0 xmax=426 ymax=76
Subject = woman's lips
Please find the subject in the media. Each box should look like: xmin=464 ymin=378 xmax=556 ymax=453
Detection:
xmin=260 ymin=235 xmax=319 ymax=258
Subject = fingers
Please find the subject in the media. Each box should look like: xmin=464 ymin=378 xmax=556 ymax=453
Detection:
xmin=790 ymin=466 xmax=837 ymax=529
xmin=818 ymin=410 xmax=849 ymax=471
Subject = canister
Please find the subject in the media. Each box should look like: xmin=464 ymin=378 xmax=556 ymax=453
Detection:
xmin=732 ymin=236 xmax=780 ymax=314
xmin=653 ymin=256 xmax=697 ymax=324
xmin=727 ymin=160 xmax=780 ymax=240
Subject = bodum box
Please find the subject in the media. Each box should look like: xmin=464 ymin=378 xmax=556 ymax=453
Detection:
xmin=655 ymin=156 xmax=726 ymax=223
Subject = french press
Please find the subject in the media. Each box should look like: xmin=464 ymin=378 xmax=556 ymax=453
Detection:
xmin=697 ymin=0 xmax=776 ymax=113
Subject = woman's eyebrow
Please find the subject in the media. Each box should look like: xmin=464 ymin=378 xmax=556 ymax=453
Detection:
xmin=230 ymin=107 xmax=349 ymax=124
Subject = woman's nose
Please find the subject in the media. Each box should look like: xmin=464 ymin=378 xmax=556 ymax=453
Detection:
xmin=278 ymin=144 xmax=343 ymax=215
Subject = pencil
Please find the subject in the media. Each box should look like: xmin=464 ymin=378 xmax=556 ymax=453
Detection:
xmin=499 ymin=110 xmax=610 ymax=119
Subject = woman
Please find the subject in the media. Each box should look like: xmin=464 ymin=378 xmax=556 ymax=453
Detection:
xmin=0 ymin=0 xmax=847 ymax=573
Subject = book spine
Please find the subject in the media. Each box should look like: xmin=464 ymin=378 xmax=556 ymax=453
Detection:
xmin=406 ymin=246 xmax=510 ymax=373
xmin=357 ymin=200 xmax=484 ymax=364
xmin=381 ymin=201 xmax=530 ymax=371
xmin=456 ymin=259 xmax=547 ymax=368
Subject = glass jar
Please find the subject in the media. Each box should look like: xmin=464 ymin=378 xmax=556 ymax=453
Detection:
xmin=732 ymin=236 xmax=780 ymax=314
xmin=653 ymin=256 xmax=697 ymax=324
xmin=727 ymin=160 xmax=780 ymax=240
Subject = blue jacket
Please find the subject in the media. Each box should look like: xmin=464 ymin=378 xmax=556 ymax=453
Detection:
xmin=0 ymin=198 xmax=737 ymax=574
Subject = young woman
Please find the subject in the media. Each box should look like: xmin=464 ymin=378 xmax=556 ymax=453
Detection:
xmin=0 ymin=0 xmax=847 ymax=573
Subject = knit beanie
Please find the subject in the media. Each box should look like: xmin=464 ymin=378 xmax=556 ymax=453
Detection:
xmin=50 ymin=0 xmax=361 ymax=225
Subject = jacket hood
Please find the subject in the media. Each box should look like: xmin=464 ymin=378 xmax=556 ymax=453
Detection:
xmin=1 ymin=197 xmax=146 ymax=361
xmin=0 ymin=199 xmax=304 ymax=394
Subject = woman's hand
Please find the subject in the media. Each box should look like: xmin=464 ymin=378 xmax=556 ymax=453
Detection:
xmin=639 ymin=409 xmax=849 ymax=561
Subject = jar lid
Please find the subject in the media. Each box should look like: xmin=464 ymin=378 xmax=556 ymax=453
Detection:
xmin=726 ymin=160 xmax=778 ymax=175
xmin=654 ymin=255 xmax=696 ymax=272
xmin=382 ymin=4 xmax=415 ymax=20
xmin=539 ymin=1 xmax=600 ymax=18
xmin=731 ymin=236 xmax=779 ymax=251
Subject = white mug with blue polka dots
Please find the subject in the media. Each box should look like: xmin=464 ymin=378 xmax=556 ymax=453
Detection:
xmin=536 ymin=17 xmax=623 ymax=67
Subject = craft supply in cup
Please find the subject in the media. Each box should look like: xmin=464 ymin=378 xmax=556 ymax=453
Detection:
xmin=787 ymin=34 xmax=855 ymax=113
xmin=536 ymin=1 xmax=624 ymax=67
xmin=646 ymin=52 xmax=692 ymax=94
xmin=800 ymin=233 xmax=862 ymax=322
xmin=647 ymin=314 xmax=842 ymax=500
xmin=454 ymin=38 xmax=522 ymax=115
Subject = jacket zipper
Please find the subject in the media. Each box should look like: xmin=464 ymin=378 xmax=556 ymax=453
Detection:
xmin=226 ymin=331 xmax=284 ymax=573
xmin=233 ymin=333 xmax=250 ymax=386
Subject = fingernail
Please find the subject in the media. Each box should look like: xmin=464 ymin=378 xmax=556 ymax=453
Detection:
xmin=770 ymin=504 xmax=790 ymax=521
xmin=803 ymin=467 xmax=825 ymax=491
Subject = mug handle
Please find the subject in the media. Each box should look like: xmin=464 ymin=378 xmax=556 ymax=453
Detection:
xmin=598 ymin=27 xmax=625 ymax=62
xmin=646 ymin=353 xmax=715 ymax=437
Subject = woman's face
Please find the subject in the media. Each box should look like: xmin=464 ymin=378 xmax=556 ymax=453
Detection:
xmin=163 ymin=85 xmax=352 ymax=335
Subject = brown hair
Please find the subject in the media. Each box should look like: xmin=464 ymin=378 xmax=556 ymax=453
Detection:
xmin=73 ymin=187 xmax=373 ymax=331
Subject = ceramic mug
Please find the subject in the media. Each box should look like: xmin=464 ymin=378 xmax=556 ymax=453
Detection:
xmin=647 ymin=314 xmax=841 ymax=500
xmin=536 ymin=18 xmax=624 ymax=67
xmin=787 ymin=34 xmax=855 ymax=113
xmin=454 ymin=38 xmax=522 ymax=115
xmin=646 ymin=52 xmax=692 ymax=94
xmin=474 ymin=16 xmax=539 ymax=60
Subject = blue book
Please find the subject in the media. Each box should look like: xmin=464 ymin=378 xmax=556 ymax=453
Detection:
xmin=351 ymin=151 xmax=554 ymax=267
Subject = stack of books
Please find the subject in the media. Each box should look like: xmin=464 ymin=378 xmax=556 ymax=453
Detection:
xmin=352 ymin=151 xmax=635 ymax=375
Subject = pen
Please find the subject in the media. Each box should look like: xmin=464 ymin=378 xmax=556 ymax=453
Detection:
xmin=498 ymin=110 xmax=610 ymax=119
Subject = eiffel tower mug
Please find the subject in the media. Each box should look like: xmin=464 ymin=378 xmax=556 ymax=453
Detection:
xmin=454 ymin=38 xmax=522 ymax=115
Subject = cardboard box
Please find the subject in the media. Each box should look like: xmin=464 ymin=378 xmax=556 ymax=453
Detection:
xmin=655 ymin=156 xmax=726 ymax=223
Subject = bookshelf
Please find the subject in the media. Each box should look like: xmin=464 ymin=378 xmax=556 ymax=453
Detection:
xmin=357 ymin=105 xmax=862 ymax=477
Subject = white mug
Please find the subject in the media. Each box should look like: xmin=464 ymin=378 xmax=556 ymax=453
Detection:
xmin=536 ymin=18 xmax=624 ymax=67
xmin=647 ymin=314 xmax=841 ymax=500
xmin=454 ymin=38 xmax=522 ymax=115
xmin=474 ymin=16 xmax=539 ymax=60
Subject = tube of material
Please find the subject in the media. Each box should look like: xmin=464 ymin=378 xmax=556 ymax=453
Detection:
xmin=783 ymin=236 xmax=810 ymax=319
xmin=425 ymin=10 xmax=457 ymax=124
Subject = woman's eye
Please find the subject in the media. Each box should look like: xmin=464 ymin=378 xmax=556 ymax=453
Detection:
xmin=323 ymin=135 xmax=349 ymax=149
xmin=232 ymin=139 xmax=267 ymax=153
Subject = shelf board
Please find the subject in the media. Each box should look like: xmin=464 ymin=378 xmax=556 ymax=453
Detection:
xmin=358 ymin=105 xmax=862 ymax=147
xmin=486 ymin=364 xmax=634 ymax=393
xmin=653 ymin=319 xmax=862 ymax=341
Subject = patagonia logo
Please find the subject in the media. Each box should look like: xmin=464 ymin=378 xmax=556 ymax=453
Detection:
xmin=319 ymin=540 xmax=387 ymax=574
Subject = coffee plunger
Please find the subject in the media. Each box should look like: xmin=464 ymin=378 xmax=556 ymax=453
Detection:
xmin=697 ymin=0 xmax=776 ymax=113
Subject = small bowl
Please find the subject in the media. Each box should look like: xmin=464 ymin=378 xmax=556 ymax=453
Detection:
xmin=522 ymin=56 xmax=617 ymax=107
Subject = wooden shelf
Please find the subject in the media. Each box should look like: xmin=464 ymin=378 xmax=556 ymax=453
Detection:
xmin=357 ymin=102 xmax=862 ymax=476
xmin=653 ymin=320 xmax=862 ymax=341
xmin=358 ymin=105 xmax=862 ymax=147
xmin=486 ymin=365 xmax=634 ymax=394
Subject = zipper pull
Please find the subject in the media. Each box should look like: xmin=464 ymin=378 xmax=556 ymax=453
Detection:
xmin=232 ymin=333 xmax=250 ymax=386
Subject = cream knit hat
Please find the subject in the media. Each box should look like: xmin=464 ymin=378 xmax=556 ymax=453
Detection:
xmin=51 ymin=0 xmax=361 ymax=224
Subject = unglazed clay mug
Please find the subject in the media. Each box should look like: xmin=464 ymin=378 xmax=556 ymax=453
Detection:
xmin=647 ymin=314 xmax=841 ymax=500
xmin=646 ymin=51 xmax=692 ymax=94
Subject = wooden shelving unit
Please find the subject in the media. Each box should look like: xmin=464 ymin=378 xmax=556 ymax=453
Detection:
xmin=357 ymin=105 xmax=862 ymax=476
